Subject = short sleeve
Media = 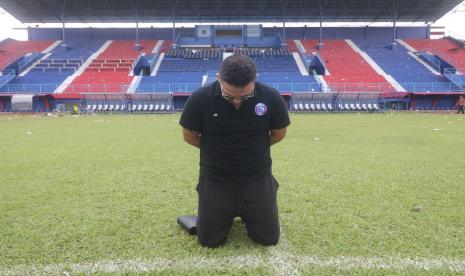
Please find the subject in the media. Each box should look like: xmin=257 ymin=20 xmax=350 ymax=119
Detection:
xmin=269 ymin=90 xmax=291 ymax=130
xmin=179 ymin=92 xmax=203 ymax=132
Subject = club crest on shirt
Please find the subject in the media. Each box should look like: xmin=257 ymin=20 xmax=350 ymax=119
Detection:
xmin=255 ymin=103 xmax=267 ymax=116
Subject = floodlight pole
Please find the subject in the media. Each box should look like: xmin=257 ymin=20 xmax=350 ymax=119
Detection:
xmin=170 ymin=0 xmax=178 ymax=49
xmin=61 ymin=0 xmax=68 ymax=50
xmin=317 ymin=0 xmax=325 ymax=50
xmin=281 ymin=0 xmax=289 ymax=49
xmin=391 ymin=0 xmax=398 ymax=50
xmin=134 ymin=0 xmax=141 ymax=51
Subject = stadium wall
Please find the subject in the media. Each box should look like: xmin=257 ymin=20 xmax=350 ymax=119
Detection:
xmin=29 ymin=27 xmax=428 ymax=41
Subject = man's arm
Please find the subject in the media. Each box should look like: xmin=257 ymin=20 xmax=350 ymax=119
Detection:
xmin=270 ymin=127 xmax=287 ymax=146
xmin=182 ymin=128 xmax=201 ymax=149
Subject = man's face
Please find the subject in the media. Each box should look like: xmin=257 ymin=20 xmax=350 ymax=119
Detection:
xmin=218 ymin=79 xmax=255 ymax=107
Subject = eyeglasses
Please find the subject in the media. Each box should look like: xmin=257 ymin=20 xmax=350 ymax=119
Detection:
xmin=220 ymin=84 xmax=255 ymax=103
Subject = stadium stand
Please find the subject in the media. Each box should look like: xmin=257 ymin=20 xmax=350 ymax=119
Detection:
xmin=403 ymin=38 xmax=465 ymax=70
xmin=65 ymin=40 xmax=157 ymax=93
xmin=300 ymin=39 xmax=394 ymax=92
xmin=1 ymin=40 xmax=105 ymax=93
xmin=0 ymin=38 xmax=55 ymax=70
xmin=353 ymin=39 xmax=455 ymax=92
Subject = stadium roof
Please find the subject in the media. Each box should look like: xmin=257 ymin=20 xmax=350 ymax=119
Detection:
xmin=0 ymin=0 xmax=462 ymax=24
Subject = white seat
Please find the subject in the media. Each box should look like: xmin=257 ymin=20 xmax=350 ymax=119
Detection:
xmin=316 ymin=103 xmax=321 ymax=110
xmin=367 ymin=103 xmax=372 ymax=109
xmin=344 ymin=103 xmax=350 ymax=110
xmin=327 ymin=103 xmax=333 ymax=110
xmin=310 ymin=103 xmax=315 ymax=110
xmin=155 ymin=104 xmax=160 ymax=111
xmin=87 ymin=104 xmax=91 ymax=110
xmin=338 ymin=103 xmax=343 ymax=110
xmin=160 ymin=104 xmax=166 ymax=111
xmin=356 ymin=103 xmax=361 ymax=110
xmin=166 ymin=104 xmax=171 ymax=111
xmin=103 ymin=104 xmax=108 ymax=111
xmin=361 ymin=103 xmax=367 ymax=110
xmin=92 ymin=104 xmax=97 ymax=111
xmin=304 ymin=103 xmax=310 ymax=110
xmin=298 ymin=103 xmax=304 ymax=111
xmin=114 ymin=105 xmax=120 ymax=111
xmin=149 ymin=104 xmax=154 ymax=111
xmin=350 ymin=103 xmax=355 ymax=110
xmin=97 ymin=104 xmax=103 ymax=111
xmin=121 ymin=105 xmax=126 ymax=111
xmin=293 ymin=103 xmax=298 ymax=110
xmin=109 ymin=104 xmax=114 ymax=111
xmin=321 ymin=103 xmax=327 ymax=110
xmin=373 ymin=103 xmax=379 ymax=110
xmin=143 ymin=104 xmax=148 ymax=111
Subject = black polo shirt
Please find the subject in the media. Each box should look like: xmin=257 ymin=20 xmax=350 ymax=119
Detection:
xmin=180 ymin=80 xmax=290 ymax=179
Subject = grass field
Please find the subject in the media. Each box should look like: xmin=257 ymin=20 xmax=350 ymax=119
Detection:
xmin=1 ymin=112 xmax=464 ymax=275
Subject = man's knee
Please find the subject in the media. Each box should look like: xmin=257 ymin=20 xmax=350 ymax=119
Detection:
xmin=197 ymin=235 xmax=226 ymax=248
xmin=247 ymin=227 xmax=280 ymax=246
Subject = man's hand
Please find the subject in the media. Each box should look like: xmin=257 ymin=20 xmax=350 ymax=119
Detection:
xmin=270 ymin=128 xmax=287 ymax=146
xmin=182 ymin=128 xmax=201 ymax=149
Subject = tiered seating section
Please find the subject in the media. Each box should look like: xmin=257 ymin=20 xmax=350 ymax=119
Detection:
xmin=65 ymin=40 xmax=157 ymax=93
xmin=301 ymin=39 xmax=393 ymax=92
xmin=404 ymin=38 xmax=465 ymax=70
xmin=0 ymin=39 xmax=54 ymax=70
xmin=353 ymin=40 xmax=452 ymax=92
xmin=1 ymin=40 xmax=105 ymax=93
xmin=240 ymin=48 xmax=318 ymax=92
xmin=138 ymin=47 xmax=216 ymax=93
xmin=32 ymin=59 xmax=84 ymax=73
xmin=2 ymin=37 xmax=464 ymax=100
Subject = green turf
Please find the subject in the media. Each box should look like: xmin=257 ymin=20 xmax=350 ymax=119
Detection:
xmin=1 ymin=112 xmax=464 ymax=275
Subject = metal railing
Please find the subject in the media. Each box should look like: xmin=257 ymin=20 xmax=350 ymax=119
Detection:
xmin=1 ymin=81 xmax=465 ymax=94
xmin=0 ymin=69 xmax=16 ymax=88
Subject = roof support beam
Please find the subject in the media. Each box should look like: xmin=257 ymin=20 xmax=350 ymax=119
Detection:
xmin=281 ymin=0 xmax=289 ymax=48
xmin=61 ymin=0 xmax=68 ymax=48
xmin=318 ymin=0 xmax=328 ymax=49
xmin=132 ymin=0 xmax=141 ymax=50
xmin=169 ymin=0 xmax=178 ymax=48
xmin=391 ymin=0 xmax=398 ymax=49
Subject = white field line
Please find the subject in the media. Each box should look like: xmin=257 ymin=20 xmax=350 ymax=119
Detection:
xmin=2 ymin=253 xmax=464 ymax=275
xmin=268 ymin=229 xmax=299 ymax=275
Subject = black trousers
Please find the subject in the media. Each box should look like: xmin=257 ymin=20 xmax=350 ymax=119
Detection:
xmin=458 ymin=106 xmax=465 ymax=114
xmin=196 ymin=171 xmax=280 ymax=248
